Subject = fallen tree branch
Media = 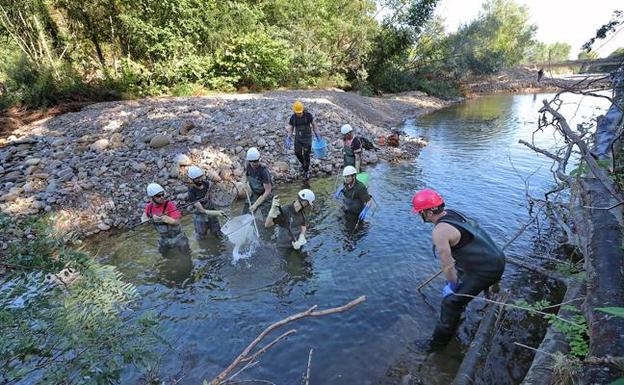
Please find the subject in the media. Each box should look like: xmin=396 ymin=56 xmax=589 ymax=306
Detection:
xmin=506 ymin=255 xmax=567 ymax=283
xmin=210 ymin=296 xmax=366 ymax=385
xmin=451 ymin=293 xmax=507 ymax=385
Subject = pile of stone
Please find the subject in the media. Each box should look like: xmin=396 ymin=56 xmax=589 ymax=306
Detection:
xmin=0 ymin=94 xmax=426 ymax=236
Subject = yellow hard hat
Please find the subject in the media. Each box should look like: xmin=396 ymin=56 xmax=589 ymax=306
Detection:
xmin=293 ymin=100 xmax=304 ymax=114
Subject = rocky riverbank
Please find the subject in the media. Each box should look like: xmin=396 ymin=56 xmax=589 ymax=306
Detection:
xmin=0 ymin=90 xmax=450 ymax=238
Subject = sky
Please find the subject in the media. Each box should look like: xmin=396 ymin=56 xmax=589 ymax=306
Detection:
xmin=435 ymin=0 xmax=624 ymax=59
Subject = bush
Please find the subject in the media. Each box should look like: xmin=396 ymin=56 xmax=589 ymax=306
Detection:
xmin=0 ymin=214 xmax=161 ymax=385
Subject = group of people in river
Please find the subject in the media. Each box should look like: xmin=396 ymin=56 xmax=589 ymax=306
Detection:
xmin=139 ymin=100 xmax=506 ymax=354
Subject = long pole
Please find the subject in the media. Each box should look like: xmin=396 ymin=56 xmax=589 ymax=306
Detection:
xmin=244 ymin=187 xmax=260 ymax=238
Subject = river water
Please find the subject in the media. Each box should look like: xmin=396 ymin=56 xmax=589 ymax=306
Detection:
xmin=96 ymin=92 xmax=609 ymax=384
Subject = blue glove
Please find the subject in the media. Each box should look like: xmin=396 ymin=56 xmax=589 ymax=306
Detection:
xmin=285 ymin=136 xmax=292 ymax=149
xmin=358 ymin=205 xmax=370 ymax=220
xmin=315 ymin=134 xmax=321 ymax=141
xmin=335 ymin=185 xmax=344 ymax=199
xmin=442 ymin=281 xmax=459 ymax=298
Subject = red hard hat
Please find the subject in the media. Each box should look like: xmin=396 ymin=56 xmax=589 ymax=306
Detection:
xmin=412 ymin=189 xmax=444 ymax=213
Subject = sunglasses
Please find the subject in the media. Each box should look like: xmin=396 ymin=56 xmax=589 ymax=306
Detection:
xmin=249 ymin=160 xmax=259 ymax=164
xmin=154 ymin=193 xmax=165 ymax=198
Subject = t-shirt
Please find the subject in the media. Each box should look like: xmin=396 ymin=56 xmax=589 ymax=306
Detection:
xmin=349 ymin=137 xmax=362 ymax=153
xmin=145 ymin=201 xmax=181 ymax=220
xmin=187 ymin=181 xmax=215 ymax=210
xmin=274 ymin=203 xmax=308 ymax=247
xmin=246 ymin=163 xmax=272 ymax=195
xmin=344 ymin=180 xmax=370 ymax=204
xmin=289 ymin=111 xmax=314 ymax=127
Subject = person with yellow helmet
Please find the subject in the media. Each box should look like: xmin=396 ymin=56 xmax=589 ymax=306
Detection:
xmin=285 ymin=100 xmax=322 ymax=181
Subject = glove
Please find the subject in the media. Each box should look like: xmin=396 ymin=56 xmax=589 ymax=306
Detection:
xmin=442 ymin=281 xmax=459 ymax=298
xmin=292 ymin=233 xmax=307 ymax=250
xmin=315 ymin=134 xmax=321 ymax=141
xmin=268 ymin=196 xmax=281 ymax=218
xmin=284 ymin=136 xmax=292 ymax=149
xmin=358 ymin=205 xmax=370 ymax=221
xmin=152 ymin=215 xmax=163 ymax=223
xmin=334 ymin=185 xmax=344 ymax=199
xmin=249 ymin=202 xmax=258 ymax=214
xmin=217 ymin=210 xmax=227 ymax=218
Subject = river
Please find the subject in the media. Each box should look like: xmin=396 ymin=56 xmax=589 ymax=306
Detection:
xmin=96 ymin=92 xmax=610 ymax=384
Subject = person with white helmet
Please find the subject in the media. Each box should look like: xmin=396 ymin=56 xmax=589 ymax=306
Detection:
xmin=335 ymin=165 xmax=372 ymax=220
xmin=341 ymin=124 xmax=363 ymax=172
xmin=264 ymin=189 xmax=315 ymax=250
xmin=243 ymin=147 xmax=273 ymax=218
xmin=141 ymin=182 xmax=190 ymax=253
xmin=187 ymin=165 xmax=227 ymax=239
xmin=285 ymin=100 xmax=322 ymax=181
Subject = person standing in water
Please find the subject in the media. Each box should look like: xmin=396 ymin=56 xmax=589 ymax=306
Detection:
xmin=411 ymin=189 xmax=505 ymax=352
xmin=336 ymin=165 xmax=372 ymax=221
xmin=340 ymin=124 xmax=363 ymax=172
xmin=242 ymin=147 xmax=273 ymax=219
xmin=187 ymin=165 xmax=227 ymax=239
xmin=264 ymin=189 xmax=315 ymax=251
xmin=285 ymin=100 xmax=322 ymax=181
xmin=141 ymin=183 xmax=190 ymax=254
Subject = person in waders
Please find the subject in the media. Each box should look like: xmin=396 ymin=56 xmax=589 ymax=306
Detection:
xmin=285 ymin=100 xmax=322 ymax=181
xmin=264 ymin=189 xmax=315 ymax=251
xmin=341 ymin=124 xmax=363 ymax=172
xmin=411 ymin=189 xmax=505 ymax=352
xmin=243 ymin=147 xmax=273 ymax=219
xmin=187 ymin=165 xmax=227 ymax=239
xmin=335 ymin=166 xmax=372 ymax=221
xmin=141 ymin=183 xmax=190 ymax=254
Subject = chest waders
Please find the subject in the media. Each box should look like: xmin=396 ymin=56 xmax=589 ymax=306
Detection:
xmin=343 ymin=143 xmax=356 ymax=167
xmin=430 ymin=210 xmax=506 ymax=350
xmin=342 ymin=182 xmax=365 ymax=215
xmin=292 ymin=114 xmax=312 ymax=144
xmin=276 ymin=206 xmax=305 ymax=249
xmin=148 ymin=201 xmax=188 ymax=252
xmin=191 ymin=183 xmax=221 ymax=238
xmin=246 ymin=164 xmax=273 ymax=217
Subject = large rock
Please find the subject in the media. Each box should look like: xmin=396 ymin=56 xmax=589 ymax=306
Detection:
xmin=179 ymin=121 xmax=195 ymax=135
xmin=274 ymin=161 xmax=290 ymax=172
xmin=174 ymin=153 xmax=192 ymax=166
xmin=24 ymin=158 xmax=41 ymax=166
xmin=90 ymin=139 xmax=110 ymax=152
xmin=150 ymin=134 xmax=171 ymax=148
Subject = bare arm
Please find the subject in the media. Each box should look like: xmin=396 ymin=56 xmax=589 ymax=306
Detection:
xmin=253 ymin=182 xmax=272 ymax=209
xmin=159 ymin=215 xmax=180 ymax=225
xmin=194 ymin=201 xmax=207 ymax=214
xmin=354 ymin=151 xmax=362 ymax=172
xmin=264 ymin=215 xmax=275 ymax=228
xmin=285 ymin=119 xmax=293 ymax=137
xmin=432 ymin=223 xmax=461 ymax=284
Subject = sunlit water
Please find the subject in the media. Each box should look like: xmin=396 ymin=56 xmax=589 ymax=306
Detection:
xmin=95 ymin=93 xmax=609 ymax=384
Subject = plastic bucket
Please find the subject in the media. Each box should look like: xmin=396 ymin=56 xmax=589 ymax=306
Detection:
xmin=356 ymin=172 xmax=369 ymax=186
xmin=312 ymin=138 xmax=328 ymax=159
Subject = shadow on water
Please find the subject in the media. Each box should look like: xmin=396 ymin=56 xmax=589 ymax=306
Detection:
xmin=90 ymin=92 xmax=609 ymax=384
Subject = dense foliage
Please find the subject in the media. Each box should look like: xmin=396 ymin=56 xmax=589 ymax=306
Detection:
xmin=0 ymin=214 xmax=160 ymax=384
xmin=0 ymin=0 xmax=580 ymax=107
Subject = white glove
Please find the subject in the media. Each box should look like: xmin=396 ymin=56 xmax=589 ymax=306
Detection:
xmin=292 ymin=233 xmax=307 ymax=250
xmin=268 ymin=196 xmax=281 ymax=219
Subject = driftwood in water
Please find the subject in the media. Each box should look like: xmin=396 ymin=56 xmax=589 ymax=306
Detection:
xmin=451 ymin=293 xmax=507 ymax=385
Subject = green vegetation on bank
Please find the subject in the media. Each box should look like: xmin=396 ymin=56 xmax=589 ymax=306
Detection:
xmin=0 ymin=0 xmax=584 ymax=108
xmin=0 ymin=214 xmax=160 ymax=384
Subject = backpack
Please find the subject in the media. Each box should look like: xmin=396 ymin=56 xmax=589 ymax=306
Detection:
xmin=358 ymin=136 xmax=376 ymax=151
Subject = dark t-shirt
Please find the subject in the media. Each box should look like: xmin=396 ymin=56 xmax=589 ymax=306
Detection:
xmin=274 ymin=203 xmax=308 ymax=247
xmin=289 ymin=111 xmax=314 ymax=143
xmin=188 ymin=181 xmax=215 ymax=210
xmin=351 ymin=137 xmax=362 ymax=152
xmin=440 ymin=209 xmax=474 ymax=249
xmin=344 ymin=180 xmax=370 ymax=203
xmin=246 ymin=164 xmax=272 ymax=196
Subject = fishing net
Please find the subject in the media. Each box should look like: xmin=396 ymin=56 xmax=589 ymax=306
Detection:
xmin=221 ymin=214 xmax=257 ymax=263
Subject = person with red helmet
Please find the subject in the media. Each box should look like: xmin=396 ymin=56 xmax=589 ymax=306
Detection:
xmin=411 ymin=188 xmax=505 ymax=352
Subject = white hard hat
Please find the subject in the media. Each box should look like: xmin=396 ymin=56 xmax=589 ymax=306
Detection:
xmin=342 ymin=165 xmax=357 ymax=177
xmin=246 ymin=147 xmax=261 ymax=161
xmin=298 ymin=189 xmax=315 ymax=205
xmin=187 ymin=165 xmax=204 ymax=179
xmin=147 ymin=183 xmax=165 ymax=197
xmin=340 ymin=124 xmax=353 ymax=135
